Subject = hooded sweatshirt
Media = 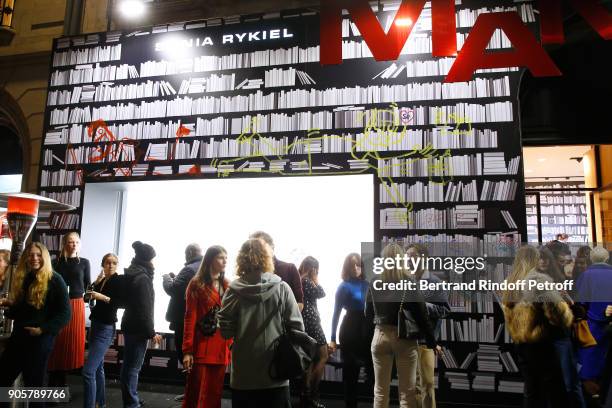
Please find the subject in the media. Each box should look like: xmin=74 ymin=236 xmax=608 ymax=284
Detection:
xmin=121 ymin=260 xmax=155 ymax=338
xmin=218 ymin=272 xmax=304 ymax=390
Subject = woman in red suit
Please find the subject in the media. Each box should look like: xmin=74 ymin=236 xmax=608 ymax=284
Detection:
xmin=182 ymin=245 xmax=232 ymax=408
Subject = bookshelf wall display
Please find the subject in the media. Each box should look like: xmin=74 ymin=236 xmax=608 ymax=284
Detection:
xmin=38 ymin=1 xmax=531 ymax=404
xmin=526 ymin=181 xmax=590 ymax=243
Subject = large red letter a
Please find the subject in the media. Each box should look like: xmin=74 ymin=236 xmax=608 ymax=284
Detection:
xmin=445 ymin=12 xmax=561 ymax=83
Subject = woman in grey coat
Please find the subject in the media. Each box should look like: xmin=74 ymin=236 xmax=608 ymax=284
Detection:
xmin=219 ymin=238 xmax=304 ymax=408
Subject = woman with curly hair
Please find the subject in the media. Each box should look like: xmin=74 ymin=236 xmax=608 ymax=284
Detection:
xmin=0 ymin=242 xmax=71 ymax=392
xmin=182 ymin=245 xmax=232 ymax=408
xmin=219 ymin=238 xmax=304 ymax=408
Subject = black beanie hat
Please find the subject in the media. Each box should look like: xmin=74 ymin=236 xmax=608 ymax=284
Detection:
xmin=132 ymin=241 xmax=156 ymax=263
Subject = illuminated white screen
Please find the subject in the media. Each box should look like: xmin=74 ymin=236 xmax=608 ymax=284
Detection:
xmin=82 ymin=174 xmax=373 ymax=339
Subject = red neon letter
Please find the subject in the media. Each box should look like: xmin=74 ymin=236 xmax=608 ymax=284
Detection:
xmin=321 ymin=0 xmax=459 ymax=64
xmin=539 ymin=0 xmax=612 ymax=44
xmin=445 ymin=12 xmax=561 ymax=83
xmin=431 ymin=0 xmax=457 ymax=56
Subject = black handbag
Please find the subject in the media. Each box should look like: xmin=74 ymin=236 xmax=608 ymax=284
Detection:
xmin=197 ymin=305 xmax=219 ymax=336
xmin=397 ymin=289 xmax=421 ymax=339
xmin=269 ymin=293 xmax=317 ymax=380
xmin=197 ymin=286 xmax=224 ymax=337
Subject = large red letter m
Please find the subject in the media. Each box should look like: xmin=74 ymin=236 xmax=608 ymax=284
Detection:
xmin=320 ymin=0 xmax=456 ymax=64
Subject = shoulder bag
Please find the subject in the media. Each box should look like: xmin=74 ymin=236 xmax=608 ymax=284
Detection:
xmin=269 ymin=289 xmax=316 ymax=380
xmin=197 ymin=285 xmax=224 ymax=337
xmin=397 ymin=287 xmax=421 ymax=339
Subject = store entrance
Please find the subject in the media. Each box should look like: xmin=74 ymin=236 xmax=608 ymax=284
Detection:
xmin=523 ymin=145 xmax=611 ymax=247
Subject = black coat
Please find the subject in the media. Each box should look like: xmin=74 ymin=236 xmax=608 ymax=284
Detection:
xmin=163 ymin=256 xmax=202 ymax=330
xmin=121 ymin=260 xmax=155 ymax=338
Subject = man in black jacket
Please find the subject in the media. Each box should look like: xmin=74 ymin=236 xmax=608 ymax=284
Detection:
xmin=121 ymin=241 xmax=161 ymax=408
xmin=249 ymin=231 xmax=303 ymax=311
xmin=162 ymin=243 xmax=202 ymax=362
xmin=162 ymin=243 xmax=202 ymax=402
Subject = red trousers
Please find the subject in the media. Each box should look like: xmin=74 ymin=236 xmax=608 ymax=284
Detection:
xmin=183 ymin=363 xmax=226 ymax=408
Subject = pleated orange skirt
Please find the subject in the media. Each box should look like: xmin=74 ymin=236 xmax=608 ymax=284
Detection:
xmin=47 ymin=298 xmax=85 ymax=371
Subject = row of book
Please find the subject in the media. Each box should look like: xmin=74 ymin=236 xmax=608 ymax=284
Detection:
xmin=380 ymin=205 xmax=485 ymax=230
xmin=501 ymin=210 xmax=518 ymax=229
xmin=439 ymin=318 xmax=504 ymax=343
xmin=47 ymin=80 xmax=179 ymax=106
xmin=38 ymin=233 xmax=62 ymax=252
xmin=541 ymin=226 xmax=589 ymax=235
xmin=50 ymin=64 xmax=140 ymax=87
xmin=39 ymin=189 xmax=82 ymax=207
xmin=47 ymin=79 xmax=513 ymax=125
xmin=445 ymin=372 xmax=523 ymax=393
xmin=528 ymin=215 xmax=588 ymax=225
xmin=377 ymin=154 xmax=521 ymax=179
xmin=40 ymin=169 xmax=83 ymax=187
xmin=379 ymin=180 xmax=479 ymax=204
xmin=449 ymin=292 xmax=495 ymax=314
xmin=526 ymin=193 xmax=587 ymax=205
xmin=57 ymin=144 xmax=137 ymax=165
xmin=539 ymin=204 xmax=588 ymax=215
xmin=379 ymin=58 xmax=518 ymax=79
xmin=382 ymin=232 xmax=520 ymax=257
xmin=341 ymin=29 xmax=512 ymax=62
xmin=479 ymin=180 xmax=518 ymax=201
xmin=53 ymin=44 xmax=122 ymax=67
xmin=37 ymin=213 xmax=80 ymax=230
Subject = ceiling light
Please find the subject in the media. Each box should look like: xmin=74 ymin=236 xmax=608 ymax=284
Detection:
xmin=395 ymin=18 xmax=413 ymax=27
xmin=119 ymin=0 xmax=146 ymax=18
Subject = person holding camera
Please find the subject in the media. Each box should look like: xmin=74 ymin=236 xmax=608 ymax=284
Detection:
xmin=82 ymin=253 xmax=124 ymax=408
xmin=120 ymin=241 xmax=162 ymax=408
xmin=181 ymin=245 xmax=231 ymax=408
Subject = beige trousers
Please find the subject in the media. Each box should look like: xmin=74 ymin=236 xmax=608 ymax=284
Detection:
xmin=371 ymin=324 xmax=419 ymax=408
xmin=416 ymin=345 xmax=436 ymax=408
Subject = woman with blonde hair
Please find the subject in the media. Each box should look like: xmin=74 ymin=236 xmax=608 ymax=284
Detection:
xmin=219 ymin=238 xmax=304 ymax=407
xmin=0 ymin=249 xmax=9 ymax=293
xmin=365 ymin=243 xmax=435 ymax=408
xmin=502 ymin=245 xmax=574 ymax=408
xmin=182 ymin=245 xmax=232 ymax=408
xmin=0 ymin=242 xmax=71 ymax=390
xmin=48 ymin=231 xmax=91 ymax=387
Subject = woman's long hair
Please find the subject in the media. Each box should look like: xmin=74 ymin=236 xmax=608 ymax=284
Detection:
xmin=60 ymin=231 xmax=81 ymax=261
xmin=341 ymin=253 xmax=363 ymax=281
xmin=299 ymin=256 xmax=319 ymax=280
xmin=381 ymin=243 xmax=407 ymax=283
xmin=236 ymin=239 xmax=274 ymax=278
xmin=191 ymin=246 xmax=226 ymax=292
xmin=502 ymin=245 xmax=540 ymax=305
xmin=10 ymin=242 xmax=54 ymax=309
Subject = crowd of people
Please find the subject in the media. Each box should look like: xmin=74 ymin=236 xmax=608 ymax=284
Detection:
xmin=0 ymin=232 xmax=611 ymax=408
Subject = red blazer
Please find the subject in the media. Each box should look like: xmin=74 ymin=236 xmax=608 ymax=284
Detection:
xmin=183 ymin=279 xmax=231 ymax=365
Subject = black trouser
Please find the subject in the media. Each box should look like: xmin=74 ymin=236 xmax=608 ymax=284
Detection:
xmin=339 ymin=311 xmax=374 ymax=408
xmin=232 ymin=386 xmax=291 ymax=408
xmin=0 ymin=328 xmax=56 ymax=407
xmin=516 ymin=342 xmax=568 ymax=408
xmin=174 ymin=324 xmax=184 ymax=363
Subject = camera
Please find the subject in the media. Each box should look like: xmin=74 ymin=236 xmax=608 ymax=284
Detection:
xmin=84 ymin=284 xmax=96 ymax=309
